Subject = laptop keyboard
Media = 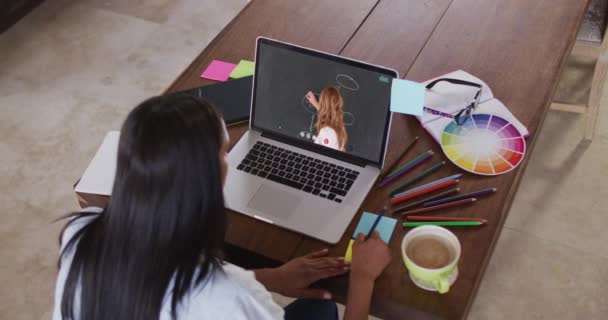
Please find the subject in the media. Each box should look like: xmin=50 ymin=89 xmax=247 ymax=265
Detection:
xmin=237 ymin=141 xmax=360 ymax=203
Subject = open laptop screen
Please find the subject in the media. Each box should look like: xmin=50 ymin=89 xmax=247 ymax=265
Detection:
xmin=252 ymin=38 xmax=396 ymax=166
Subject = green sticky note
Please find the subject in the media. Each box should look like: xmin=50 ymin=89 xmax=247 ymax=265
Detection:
xmin=344 ymin=239 xmax=355 ymax=263
xmin=229 ymin=60 xmax=255 ymax=79
xmin=352 ymin=212 xmax=397 ymax=243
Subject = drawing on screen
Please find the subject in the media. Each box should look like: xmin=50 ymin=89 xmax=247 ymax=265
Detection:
xmin=336 ymin=74 xmax=360 ymax=90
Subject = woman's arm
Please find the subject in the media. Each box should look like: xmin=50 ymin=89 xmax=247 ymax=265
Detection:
xmin=344 ymin=232 xmax=392 ymax=320
xmin=254 ymin=249 xmax=349 ymax=299
xmin=306 ymin=91 xmax=321 ymax=111
xmin=344 ymin=273 xmax=375 ymax=320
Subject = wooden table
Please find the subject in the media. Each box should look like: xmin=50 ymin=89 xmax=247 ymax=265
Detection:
xmin=77 ymin=0 xmax=590 ymax=319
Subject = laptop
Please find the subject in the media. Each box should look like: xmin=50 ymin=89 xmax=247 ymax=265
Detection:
xmin=224 ymin=37 xmax=398 ymax=243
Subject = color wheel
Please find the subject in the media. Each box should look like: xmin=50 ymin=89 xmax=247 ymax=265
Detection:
xmin=441 ymin=114 xmax=526 ymax=175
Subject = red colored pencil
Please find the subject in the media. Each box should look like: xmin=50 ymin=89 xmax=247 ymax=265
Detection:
xmin=399 ymin=198 xmax=476 ymax=216
xmin=406 ymin=216 xmax=487 ymax=223
xmin=390 ymin=179 xmax=459 ymax=206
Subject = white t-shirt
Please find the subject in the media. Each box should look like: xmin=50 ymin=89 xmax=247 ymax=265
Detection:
xmin=52 ymin=208 xmax=284 ymax=320
xmin=314 ymin=127 xmax=343 ymax=151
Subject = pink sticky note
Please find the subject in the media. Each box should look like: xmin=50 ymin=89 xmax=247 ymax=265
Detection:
xmin=200 ymin=60 xmax=237 ymax=81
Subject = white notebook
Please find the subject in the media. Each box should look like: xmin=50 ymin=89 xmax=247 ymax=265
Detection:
xmin=74 ymin=131 xmax=119 ymax=195
xmin=416 ymin=70 xmax=529 ymax=143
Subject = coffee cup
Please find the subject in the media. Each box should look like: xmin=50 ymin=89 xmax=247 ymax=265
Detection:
xmin=401 ymin=225 xmax=461 ymax=293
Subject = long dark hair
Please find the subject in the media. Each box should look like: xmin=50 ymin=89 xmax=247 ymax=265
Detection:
xmin=58 ymin=93 xmax=227 ymax=319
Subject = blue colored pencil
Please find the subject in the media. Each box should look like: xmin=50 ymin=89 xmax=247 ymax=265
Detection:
xmin=366 ymin=207 xmax=387 ymax=240
xmin=378 ymin=152 xmax=433 ymax=187
xmin=423 ymin=188 xmax=497 ymax=207
xmin=392 ymin=174 xmax=463 ymax=198
xmin=389 ymin=161 xmax=446 ymax=195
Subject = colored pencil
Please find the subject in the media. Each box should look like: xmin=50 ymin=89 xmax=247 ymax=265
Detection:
xmin=389 ymin=161 xmax=446 ymax=195
xmin=403 ymin=221 xmax=485 ymax=227
xmin=406 ymin=216 xmax=487 ymax=223
xmin=423 ymin=188 xmax=497 ymax=207
xmin=365 ymin=207 xmax=387 ymax=240
xmin=399 ymin=198 xmax=476 ymax=216
xmin=387 ymin=150 xmax=432 ymax=178
xmin=393 ymin=188 xmax=460 ymax=212
xmin=378 ymin=151 xmax=433 ymax=187
xmin=392 ymin=174 xmax=463 ymax=198
xmin=391 ymin=179 xmax=459 ymax=205
xmin=380 ymin=136 xmax=419 ymax=179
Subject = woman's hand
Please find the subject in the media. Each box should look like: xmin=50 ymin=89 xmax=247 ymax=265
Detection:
xmin=306 ymin=91 xmax=321 ymax=111
xmin=255 ymin=248 xmax=349 ymax=299
xmin=343 ymin=232 xmax=392 ymax=320
xmin=350 ymin=231 xmax=392 ymax=283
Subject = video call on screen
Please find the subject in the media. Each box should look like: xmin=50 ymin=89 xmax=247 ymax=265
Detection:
xmin=253 ymin=43 xmax=392 ymax=164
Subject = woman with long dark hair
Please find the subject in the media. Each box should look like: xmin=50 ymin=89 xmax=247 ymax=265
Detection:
xmin=53 ymin=93 xmax=391 ymax=320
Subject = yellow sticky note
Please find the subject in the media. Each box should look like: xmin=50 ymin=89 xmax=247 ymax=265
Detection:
xmin=229 ymin=60 xmax=255 ymax=79
xmin=344 ymin=239 xmax=355 ymax=263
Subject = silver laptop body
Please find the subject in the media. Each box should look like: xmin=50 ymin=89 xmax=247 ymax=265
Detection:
xmin=224 ymin=37 xmax=398 ymax=244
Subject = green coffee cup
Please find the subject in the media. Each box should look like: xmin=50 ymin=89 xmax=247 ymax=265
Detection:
xmin=401 ymin=225 xmax=461 ymax=293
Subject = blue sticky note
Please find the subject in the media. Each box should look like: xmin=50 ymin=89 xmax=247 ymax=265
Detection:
xmin=352 ymin=212 xmax=397 ymax=243
xmin=390 ymin=79 xmax=425 ymax=116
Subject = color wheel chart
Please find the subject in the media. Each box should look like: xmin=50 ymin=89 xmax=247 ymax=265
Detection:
xmin=441 ymin=114 xmax=526 ymax=175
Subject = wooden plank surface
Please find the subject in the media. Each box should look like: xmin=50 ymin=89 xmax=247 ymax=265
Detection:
xmin=293 ymin=0 xmax=590 ymax=319
xmin=164 ymin=0 xmax=380 ymax=262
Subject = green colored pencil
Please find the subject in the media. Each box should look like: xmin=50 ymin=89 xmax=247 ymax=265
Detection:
xmin=389 ymin=161 xmax=446 ymax=195
xmin=387 ymin=150 xmax=432 ymax=178
xmin=402 ymin=221 xmax=485 ymax=227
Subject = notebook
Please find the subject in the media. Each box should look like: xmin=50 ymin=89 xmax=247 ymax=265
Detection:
xmin=417 ymin=70 xmax=529 ymax=143
xmin=180 ymin=76 xmax=252 ymax=126
xmin=75 ymin=131 xmax=119 ymax=195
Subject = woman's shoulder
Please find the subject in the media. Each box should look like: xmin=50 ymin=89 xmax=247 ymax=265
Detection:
xmin=176 ymin=263 xmax=284 ymax=320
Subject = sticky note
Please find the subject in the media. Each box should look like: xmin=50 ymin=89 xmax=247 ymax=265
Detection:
xmin=230 ymin=60 xmax=255 ymax=79
xmin=201 ymin=60 xmax=237 ymax=81
xmin=352 ymin=212 xmax=397 ymax=244
xmin=344 ymin=239 xmax=355 ymax=263
xmin=390 ymin=79 xmax=425 ymax=116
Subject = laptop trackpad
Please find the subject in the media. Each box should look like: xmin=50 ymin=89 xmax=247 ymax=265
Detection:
xmin=247 ymin=184 xmax=300 ymax=220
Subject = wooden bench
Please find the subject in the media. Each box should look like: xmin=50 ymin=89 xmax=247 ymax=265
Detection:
xmin=551 ymin=0 xmax=608 ymax=140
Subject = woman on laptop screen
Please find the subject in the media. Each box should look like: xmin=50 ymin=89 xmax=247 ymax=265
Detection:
xmin=306 ymin=86 xmax=348 ymax=151
xmin=53 ymin=93 xmax=390 ymax=320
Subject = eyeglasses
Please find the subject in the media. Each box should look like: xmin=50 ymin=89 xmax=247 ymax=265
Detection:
xmin=424 ymin=78 xmax=483 ymax=126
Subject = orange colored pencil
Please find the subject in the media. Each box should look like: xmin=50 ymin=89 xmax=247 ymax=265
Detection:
xmin=399 ymin=198 xmax=476 ymax=216
xmin=390 ymin=179 xmax=459 ymax=206
xmin=406 ymin=216 xmax=487 ymax=223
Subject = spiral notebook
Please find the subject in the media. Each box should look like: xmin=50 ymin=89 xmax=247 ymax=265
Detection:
xmin=416 ymin=70 xmax=529 ymax=143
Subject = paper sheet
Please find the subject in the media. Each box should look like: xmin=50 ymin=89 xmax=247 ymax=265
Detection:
xmin=417 ymin=70 xmax=528 ymax=143
xmin=229 ymin=60 xmax=255 ymax=79
xmin=390 ymin=79 xmax=424 ymax=116
xmin=201 ymin=60 xmax=237 ymax=81
xmin=344 ymin=212 xmax=397 ymax=262
xmin=352 ymin=212 xmax=398 ymax=243
xmin=74 ymin=131 xmax=119 ymax=195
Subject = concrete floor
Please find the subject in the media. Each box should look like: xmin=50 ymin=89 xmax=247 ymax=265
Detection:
xmin=0 ymin=1 xmax=607 ymax=319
